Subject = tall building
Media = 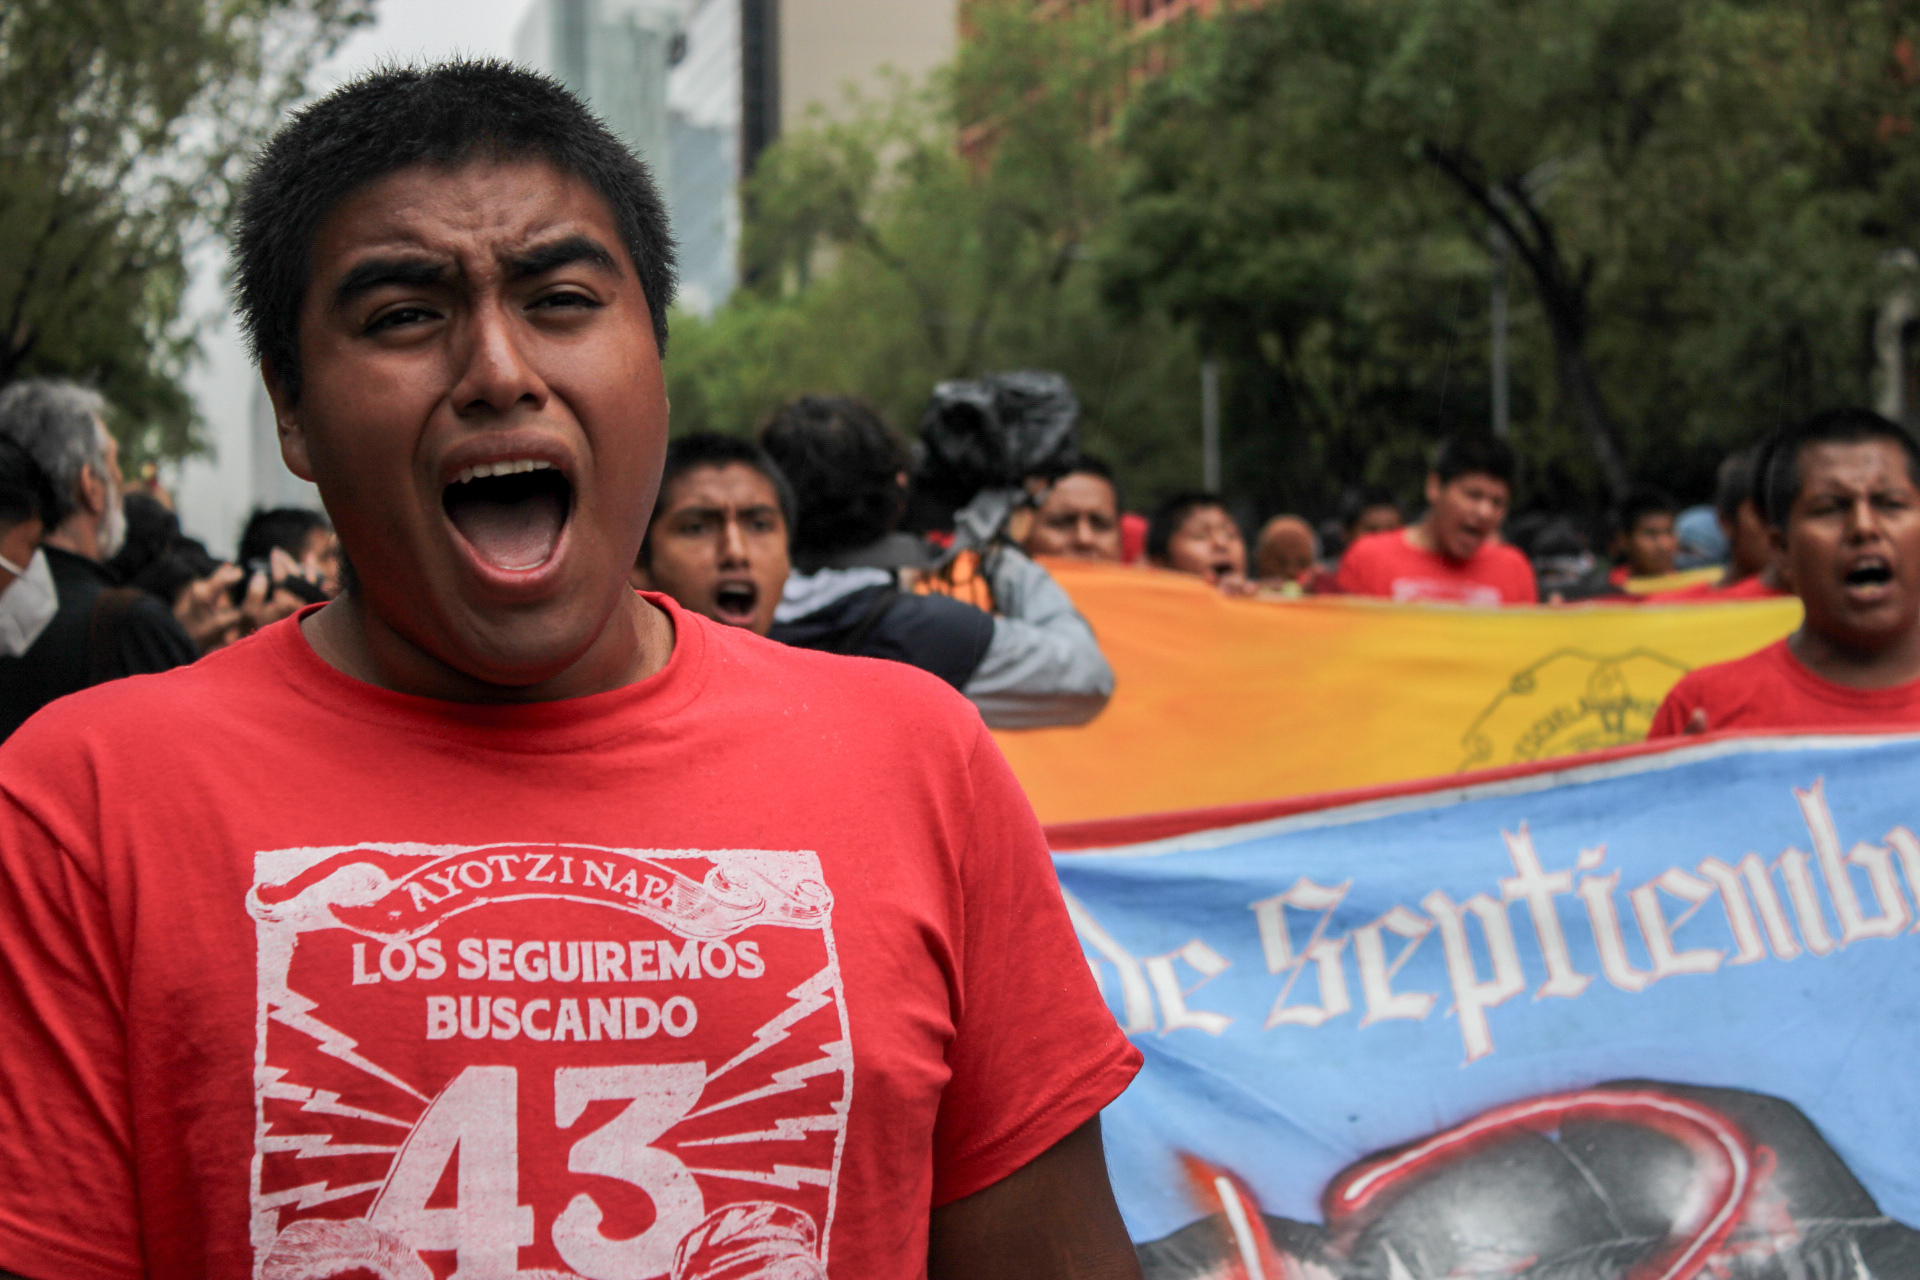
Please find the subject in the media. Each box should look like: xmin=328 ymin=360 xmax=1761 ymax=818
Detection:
xmin=517 ymin=0 xmax=740 ymax=313
xmin=740 ymin=0 xmax=958 ymax=170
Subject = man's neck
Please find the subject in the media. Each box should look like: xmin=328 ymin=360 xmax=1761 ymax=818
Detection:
xmin=1790 ymin=624 xmax=1920 ymax=691
xmin=1406 ymin=518 xmax=1469 ymax=562
xmin=300 ymin=590 xmax=674 ymax=704
xmin=42 ymin=518 xmax=99 ymax=562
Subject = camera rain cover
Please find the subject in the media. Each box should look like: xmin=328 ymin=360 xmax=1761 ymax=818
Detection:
xmin=917 ymin=370 xmax=1082 ymax=496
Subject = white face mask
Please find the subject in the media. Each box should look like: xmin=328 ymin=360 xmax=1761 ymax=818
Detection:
xmin=0 ymin=548 xmax=60 ymax=658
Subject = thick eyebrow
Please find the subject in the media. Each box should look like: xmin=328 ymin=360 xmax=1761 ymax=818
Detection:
xmin=331 ymin=256 xmax=447 ymax=310
xmin=669 ymin=501 xmax=781 ymax=522
xmin=505 ymin=234 xmax=620 ymax=281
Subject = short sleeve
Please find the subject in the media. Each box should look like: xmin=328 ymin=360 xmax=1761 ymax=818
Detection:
xmin=1333 ymin=541 xmax=1373 ymax=596
xmin=1649 ymin=676 xmax=1699 ymax=738
xmin=0 ymin=788 xmax=141 ymax=1280
xmin=1502 ymin=550 xmax=1539 ymax=604
xmin=929 ymin=725 xmax=1141 ymax=1205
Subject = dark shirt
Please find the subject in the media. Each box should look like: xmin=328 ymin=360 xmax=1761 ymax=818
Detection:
xmin=0 ymin=546 xmax=197 ymax=740
xmin=770 ymin=584 xmax=995 ymax=689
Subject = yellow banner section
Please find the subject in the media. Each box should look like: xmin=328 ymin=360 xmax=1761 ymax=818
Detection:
xmin=994 ymin=562 xmax=1802 ymax=824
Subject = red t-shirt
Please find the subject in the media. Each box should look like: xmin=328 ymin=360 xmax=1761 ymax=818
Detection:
xmin=1334 ymin=530 xmax=1537 ymax=605
xmin=1649 ymin=637 xmax=1920 ymax=737
xmin=0 ymin=595 xmax=1139 ymax=1280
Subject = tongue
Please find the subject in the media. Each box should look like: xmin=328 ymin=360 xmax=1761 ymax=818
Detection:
xmin=448 ymin=490 xmax=565 ymax=570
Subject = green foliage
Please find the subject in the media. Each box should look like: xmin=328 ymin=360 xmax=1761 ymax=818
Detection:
xmin=0 ymin=0 xmax=371 ymax=468
xmin=1103 ymin=0 xmax=1920 ymax=517
xmin=664 ymin=0 xmax=1207 ymax=508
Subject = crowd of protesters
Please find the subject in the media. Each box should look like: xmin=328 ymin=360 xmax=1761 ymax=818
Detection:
xmin=5 ymin=365 xmax=1920 ymax=745
xmin=0 ymin=378 xmax=341 ymax=738
xmin=0 ymin=57 xmax=1918 ymax=1280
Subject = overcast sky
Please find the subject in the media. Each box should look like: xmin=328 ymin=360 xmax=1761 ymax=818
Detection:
xmin=320 ymin=0 xmax=535 ymax=83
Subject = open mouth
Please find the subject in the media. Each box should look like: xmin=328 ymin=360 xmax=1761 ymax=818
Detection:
xmin=1211 ymin=561 xmax=1238 ymax=581
xmin=443 ymin=460 xmax=572 ymax=572
xmin=1844 ymin=558 xmax=1894 ymax=591
xmin=713 ymin=579 xmax=759 ymax=625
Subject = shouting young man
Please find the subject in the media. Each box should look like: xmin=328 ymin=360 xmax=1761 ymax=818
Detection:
xmin=630 ymin=432 xmax=795 ymax=637
xmin=0 ymin=64 xmax=1141 ymax=1280
xmin=1652 ymin=408 xmax=1920 ymax=736
xmin=1336 ymin=436 xmax=1537 ymax=605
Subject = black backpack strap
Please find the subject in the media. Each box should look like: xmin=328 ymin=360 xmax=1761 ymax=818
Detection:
xmin=86 ymin=587 xmax=145 ymax=686
xmin=832 ymin=586 xmax=899 ymax=656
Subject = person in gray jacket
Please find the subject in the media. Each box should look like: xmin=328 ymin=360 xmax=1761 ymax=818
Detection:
xmin=637 ymin=413 xmax=1113 ymax=730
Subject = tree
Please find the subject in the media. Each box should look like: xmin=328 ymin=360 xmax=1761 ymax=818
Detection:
xmin=1103 ymin=0 xmax=1920 ymax=513
xmin=664 ymin=0 xmax=1207 ymax=506
xmin=0 ymin=0 xmax=370 ymax=467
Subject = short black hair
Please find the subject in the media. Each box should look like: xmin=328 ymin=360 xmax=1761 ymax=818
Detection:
xmin=1756 ymin=407 xmax=1920 ymax=530
xmin=1431 ymin=435 xmax=1517 ymax=489
xmin=1339 ymin=485 xmax=1401 ymax=532
xmin=232 ymin=60 xmax=676 ymax=404
xmin=1613 ymin=485 xmax=1677 ymax=535
xmin=1147 ymin=491 xmax=1230 ymax=562
xmin=1030 ymin=454 xmax=1123 ymax=512
xmin=238 ymin=506 xmax=331 ymax=566
xmin=1714 ymin=447 xmax=1758 ymax=525
xmin=0 ymin=433 xmax=56 ymax=530
xmin=641 ymin=433 xmax=796 ymax=565
xmin=759 ymin=397 xmax=909 ymax=557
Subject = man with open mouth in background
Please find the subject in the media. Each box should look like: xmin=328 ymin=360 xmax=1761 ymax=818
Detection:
xmin=1652 ymin=407 xmax=1920 ymax=736
xmin=631 ymin=433 xmax=795 ymax=638
xmin=0 ymin=62 xmax=1141 ymax=1280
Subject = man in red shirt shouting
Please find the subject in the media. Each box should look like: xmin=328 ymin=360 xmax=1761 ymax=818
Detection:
xmin=0 ymin=64 xmax=1141 ymax=1280
xmin=1336 ymin=436 xmax=1537 ymax=605
xmin=1652 ymin=408 xmax=1920 ymax=736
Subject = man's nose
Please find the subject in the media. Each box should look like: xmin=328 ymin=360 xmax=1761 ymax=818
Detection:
xmin=450 ymin=302 xmax=548 ymax=419
xmin=1849 ymin=495 xmax=1885 ymax=539
xmin=718 ymin=517 xmax=750 ymax=564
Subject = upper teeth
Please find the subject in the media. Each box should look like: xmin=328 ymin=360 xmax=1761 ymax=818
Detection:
xmin=452 ymin=459 xmax=554 ymax=485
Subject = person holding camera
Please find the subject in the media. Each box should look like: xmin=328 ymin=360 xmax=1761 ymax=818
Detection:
xmin=756 ymin=396 xmax=1115 ymax=730
xmin=0 ymin=380 xmax=196 ymax=740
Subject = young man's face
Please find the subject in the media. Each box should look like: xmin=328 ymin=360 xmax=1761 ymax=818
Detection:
xmin=1779 ymin=439 xmax=1920 ymax=653
xmin=1026 ymin=472 xmax=1122 ymax=562
xmin=1424 ymin=471 xmax=1509 ymax=562
xmin=1619 ymin=511 xmax=1677 ymax=578
xmin=1349 ymin=503 xmax=1403 ymax=541
xmin=1161 ymin=505 xmax=1247 ymax=583
xmin=633 ymin=462 xmax=790 ymax=637
xmin=272 ymin=157 xmax=666 ymax=685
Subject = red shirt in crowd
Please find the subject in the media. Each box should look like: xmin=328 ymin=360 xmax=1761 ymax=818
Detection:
xmin=0 ymin=595 xmax=1139 ymax=1280
xmin=1645 ymin=574 xmax=1791 ymax=604
xmin=1649 ymin=637 xmax=1920 ymax=737
xmin=1335 ymin=530 xmax=1538 ymax=605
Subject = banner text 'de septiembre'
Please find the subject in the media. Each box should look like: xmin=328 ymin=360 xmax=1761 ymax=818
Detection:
xmin=1055 ymin=733 xmax=1920 ymax=1277
xmin=996 ymin=562 xmax=1800 ymax=824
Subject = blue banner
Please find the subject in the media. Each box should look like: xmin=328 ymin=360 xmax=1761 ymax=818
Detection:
xmin=1054 ymin=734 xmax=1920 ymax=1279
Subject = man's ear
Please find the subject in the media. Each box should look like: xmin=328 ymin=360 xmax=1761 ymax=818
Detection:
xmin=263 ymin=361 xmax=315 ymax=482
xmin=1769 ymin=523 xmax=1793 ymax=591
xmin=1424 ymin=472 xmax=1443 ymax=508
xmin=74 ymin=462 xmax=108 ymax=520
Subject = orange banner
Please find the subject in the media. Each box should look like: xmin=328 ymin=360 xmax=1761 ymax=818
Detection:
xmin=993 ymin=561 xmax=1802 ymax=824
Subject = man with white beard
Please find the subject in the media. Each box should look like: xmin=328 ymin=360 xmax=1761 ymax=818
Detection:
xmin=0 ymin=379 xmax=195 ymax=739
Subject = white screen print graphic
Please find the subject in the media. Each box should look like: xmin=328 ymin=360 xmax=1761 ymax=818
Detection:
xmin=246 ymin=843 xmax=851 ymax=1280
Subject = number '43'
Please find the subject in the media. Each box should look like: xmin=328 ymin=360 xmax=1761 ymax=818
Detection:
xmin=367 ymin=1063 xmax=707 ymax=1279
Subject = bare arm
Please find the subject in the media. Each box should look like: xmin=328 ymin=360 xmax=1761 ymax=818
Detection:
xmin=928 ymin=1117 xmax=1143 ymax=1280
